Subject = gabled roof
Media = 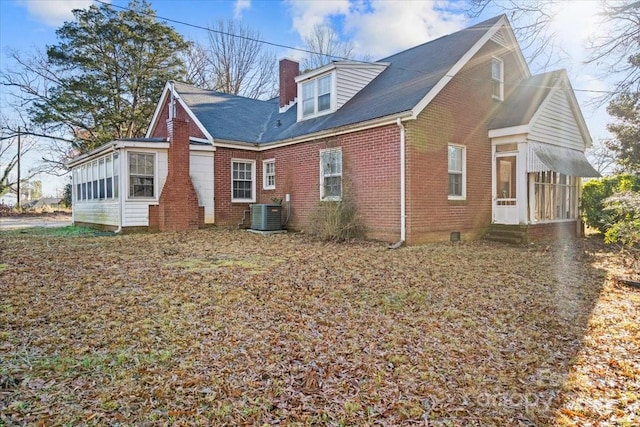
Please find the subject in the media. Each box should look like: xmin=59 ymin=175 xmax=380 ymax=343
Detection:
xmin=489 ymin=69 xmax=592 ymax=147
xmin=489 ymin=71 xmax=561 ymax=130
xmin=147 ymin=15 xmax=526 ymax=145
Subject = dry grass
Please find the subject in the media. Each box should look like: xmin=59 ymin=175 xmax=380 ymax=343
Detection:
xmin=0 ymin=228 xmax=638 ymax=426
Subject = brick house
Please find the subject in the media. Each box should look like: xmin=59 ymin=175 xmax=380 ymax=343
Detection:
xmin=68 ymin=15 xmax=599 ymax=244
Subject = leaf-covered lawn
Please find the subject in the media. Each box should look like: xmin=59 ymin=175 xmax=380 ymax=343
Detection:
xmin=1 ymin=228 xmax=638 ymax=426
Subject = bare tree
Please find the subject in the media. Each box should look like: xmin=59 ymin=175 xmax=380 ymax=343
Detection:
xmin=301 ymin=23 xmax=357 ymax=71
xmin=465 ymin=0 xmax=562 ymax=70
xmin=587 ymin=1 xmax=640 ymax=96
xmin=466 ymin=1 xmax=640 ymax=100
xmin=205 ymin=20 xmax=277 ymax=99
xmin=586 ymin=139 xmax=619 ymax=176
xmin=183 ymin=42 xmax=216 ymax=90
xmin=0 ymin=114 xmax=45 ymax=196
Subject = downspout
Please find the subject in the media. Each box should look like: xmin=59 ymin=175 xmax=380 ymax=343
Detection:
xmin=389 ymin=118 xmax=406 ymax=248
xmin=113 ymin=143 xmax=123 ymax=234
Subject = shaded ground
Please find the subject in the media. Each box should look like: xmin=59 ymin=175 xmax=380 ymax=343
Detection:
xmin=0 ymin=228 xmax=638 ymax=426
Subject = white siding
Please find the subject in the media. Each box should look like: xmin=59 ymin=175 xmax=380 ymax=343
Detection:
xmin=190 ymin=152 xmax=215 ymax=223
xmin=529 ymin=88 xmax=585 ymax=151
xmin=122 ymin=149 xmax=168 ymax=227
xmin=336 ymin=64 xmax=387 ymax=109
xmin=74 ymin=201 xmax=119 ymax=226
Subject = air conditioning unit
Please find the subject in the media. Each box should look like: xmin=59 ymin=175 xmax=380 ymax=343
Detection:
xmin=250 ymin=204 xmax=282 ymax=231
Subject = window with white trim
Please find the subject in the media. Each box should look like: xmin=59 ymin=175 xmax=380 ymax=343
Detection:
xmin=448 ymin=145 xmax=466 ymax=199
xmin=301 ymin=74 xmax=333 ymax=118
xmin=320 ymin=148 xmax=342 ymax=200
xmin=232 ymin=159 xmax=256 ymax=202
xmin=128 ymin=152 xmax=155 ymax=198
xmin=263 ymin=159 xmax=275 ymax=190
xmin=491 ymin=57 xmax=504 ymax=100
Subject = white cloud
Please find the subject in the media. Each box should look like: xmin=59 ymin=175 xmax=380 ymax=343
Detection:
xmin=234 ymin=0 xmax=251 ymax=19
xmin=286 ymin=0 xmax=351 ymax=38
xmin=345 ymin=1 xmax=465 ymax=58
xmin=286 ymin=0 xmax=466 ymax=59
xmin=18 ymin=0 xmax=99 ymax=27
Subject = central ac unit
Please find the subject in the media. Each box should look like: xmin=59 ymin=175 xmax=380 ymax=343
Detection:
xmin=250 ymin=204 xmax=282 ymax=231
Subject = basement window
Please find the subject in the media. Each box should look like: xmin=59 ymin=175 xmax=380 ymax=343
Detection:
xmin=128 ymin=152 xmax=155 ymax=198
xmin=232 ymin=159 xmax=256 ymax=203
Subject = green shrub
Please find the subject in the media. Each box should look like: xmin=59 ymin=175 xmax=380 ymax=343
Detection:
xmin=603 ymin=191 xmax=640 ymax=247
xmin=582 ymin=174 xmax=640 ymax=233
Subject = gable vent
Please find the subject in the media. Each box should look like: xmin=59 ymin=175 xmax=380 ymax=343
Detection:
xmin=491 ymin=29 xmax=507 ymax=47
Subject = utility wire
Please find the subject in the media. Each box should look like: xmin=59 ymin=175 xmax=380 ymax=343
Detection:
xmin=94 ymin=0 xmax=624 ymax=96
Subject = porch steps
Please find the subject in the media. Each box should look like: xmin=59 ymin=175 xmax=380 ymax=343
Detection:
xmin=485 ymin=224 xmax=528 ymax=244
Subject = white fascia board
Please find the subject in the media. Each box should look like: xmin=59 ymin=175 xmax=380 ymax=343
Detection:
xmin=67 ymin=141 xmax=118 ymax=168
xmin=260 ymin=111 xmax=413 ymax=150
xmin=500 ymin=18 xmax=531 ymax=79
xmin=562 ymin=76 xmax=594 ymax=148
xmin=211 ymin=112 xmax=413 ymax=152
xmin=145 ymin=81 xmax=172 ymax=138
xmin=114 ymin=141 xmax=170 ymax=150
xmin=295 ymin=63 xmax=337 ymax=82
xmin=189 ymin=144 xmax=216 ymax=152
xmin=489 ymin=133 xmax=528 ymax=144
xmin=175 ymin=95 xmax=215 ymax=142
xmin=145 ymin=82 xmax=215 ymax=143
xmin=488 ymin=125 xmax=530 ymax=139
xmin=412 ymin=16 xmax=529 ymax=119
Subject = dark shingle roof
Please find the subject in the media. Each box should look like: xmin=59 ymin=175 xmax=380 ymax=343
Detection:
xmin=174 ymin=15 xmax=506 ymax=144
xmin=489 ymin=70 xmax=564 ymax=129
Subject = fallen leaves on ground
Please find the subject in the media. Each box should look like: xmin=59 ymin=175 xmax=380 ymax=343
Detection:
xmin=0 ymin=228 xmax=638 ymax=426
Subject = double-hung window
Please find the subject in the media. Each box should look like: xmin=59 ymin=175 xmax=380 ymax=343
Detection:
xmin=263 ymin=159 xmax=275 ymax=190
xmin=232 ymin=160 xmax=256 ymax=202
xmin=448 ymin=145 xmax=466 ymax=199
xmin=320 ymin=148 xmax=342 ymax=201
xmin=301 ymin=74 xmax=332 ymax=118
xmin=491 ymin=57 xmax=504 ymax=100
xmin=129 ymin=152 xmax=155 ymax=198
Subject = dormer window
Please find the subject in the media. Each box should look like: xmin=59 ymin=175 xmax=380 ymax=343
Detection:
xmin=301 ymin=74 xmax=333 ymax=119
xmin=491 ymin=57 xmax=504 ymax=100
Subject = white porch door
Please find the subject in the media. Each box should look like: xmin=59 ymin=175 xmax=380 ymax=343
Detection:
xmin=493 ymin=154 xmax=518 ymax=224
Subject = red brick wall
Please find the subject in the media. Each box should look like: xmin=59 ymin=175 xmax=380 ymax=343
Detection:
xmin=404 ymin=41 xmax=528 ymax=244
xmin=149 ymin=96 xmax=207 ymax=140
xmin=214 ymin=124 xmax=402 ymax=242
xmin=528 ymin=221 xmax=577 ymax=241
xmin=152 ymin=118 xmax=202 ymax=231
xmin=279 ymin=59 xmax=299 ymax=108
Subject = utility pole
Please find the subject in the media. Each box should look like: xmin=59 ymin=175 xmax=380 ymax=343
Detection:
xmin=17 ymin=127 xmax=21 ymax=210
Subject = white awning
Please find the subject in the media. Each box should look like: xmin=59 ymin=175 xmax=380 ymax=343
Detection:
xmin=527 ymin=142 xmax=600 ymax=177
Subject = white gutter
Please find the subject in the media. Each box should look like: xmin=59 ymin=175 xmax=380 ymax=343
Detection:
xmin=390 ymin=118 xmax=406 ymax=248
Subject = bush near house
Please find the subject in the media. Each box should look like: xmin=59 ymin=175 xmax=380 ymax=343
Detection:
xmin=582 ymin=174 xmax=640 ymax=244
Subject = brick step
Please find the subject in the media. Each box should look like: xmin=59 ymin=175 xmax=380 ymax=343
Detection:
xmin=485 ymin=224 xmax=528 ymax=244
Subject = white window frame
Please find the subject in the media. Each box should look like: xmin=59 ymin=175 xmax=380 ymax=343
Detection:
xmin=298 ymin=72 xmax=335 ymax=120
xmin=263 ymin=159 xmax=275 ymax=190
xmin=231 ymin=159 xmax=256 ymax=203
xmin=128 ymin=151 xmax=156 ymax=199
xmin=319 ymin=148 xmax=342 ymax=201
xmin=448 ymin=144 xmax=466 ymax=200
xmin=491 ymin=57 xmax=504 ymax=101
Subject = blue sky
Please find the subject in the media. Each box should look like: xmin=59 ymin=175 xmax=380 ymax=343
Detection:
xmin=0 ymin=0 xmax=613 ymax=196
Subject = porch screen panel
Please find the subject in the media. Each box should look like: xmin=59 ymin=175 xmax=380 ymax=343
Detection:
xmin=496 ymin=156 xmax=516 ymax=205
xmin=533 ymin=171 xmax=577 ymax=221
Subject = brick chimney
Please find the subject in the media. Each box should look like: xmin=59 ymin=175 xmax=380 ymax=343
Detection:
xmin=279 ymin=58 xmax=299 ymax=109
xmin=149 ymin=117 xmax=203 ymax=232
